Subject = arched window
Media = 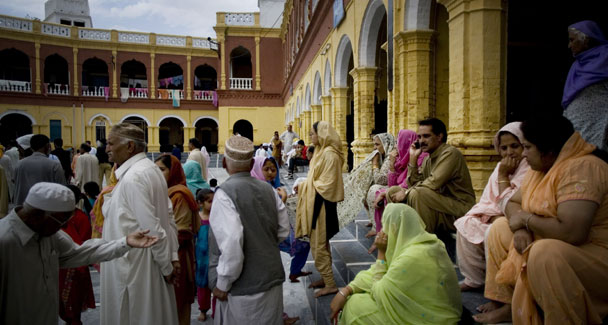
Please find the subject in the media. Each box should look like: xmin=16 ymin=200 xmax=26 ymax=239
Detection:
xmin=158 ymin=62 xmax=183 ymax=90
xmin=82 ymin=58 xmax=109 ymax=96
xmin=194 ymin=65 xmax=217 ymax=90
xmin=0 ymin=48 xmax=31 ymax=92
xmin=229 ymin=46 xmax=252 ymax=90
xmin=44 ymin=54 xmax=69 ymax=95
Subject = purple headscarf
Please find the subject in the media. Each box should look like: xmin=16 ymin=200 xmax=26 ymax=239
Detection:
xmin=562 ymin=20 xmax=608 ymax=108
xmin=250 ymin=156 xmax=281 ymax=188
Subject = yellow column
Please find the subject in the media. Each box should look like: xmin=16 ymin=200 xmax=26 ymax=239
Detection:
xmin=255 ymin=36 xmax=261 ymax=91
xmin=393 ymin=32 xmax=407 ymax=131
xmin=438 ymin=0 xmax=506 ymax=197
xmin=35 ymin=42 xmax=41 ymax=94
xmin=85 ymin=126 xmax=93 ymax=143
xmin=397 ymin=30 xmax=436 ymax=131
xmin=148 ymin=126 xmax=160 ymax=152
xmin=73 ymin=48 xmax=79 ymax=96
xmin=330 ymin=87 xmax=349 ymax=171
xmin=112 ymin=50 xmax=118 ymax=98
xmin=302 ymin=110 xmax=311 ymax=142
xmin=32 ymin=124 xmax=41 ymax=134
xmin=294 ymin=117 xmax=301 ymax=137
xmin=184 ymin=126 xmax=195 ymax=148
xmin=150 ymin=53 xmax=156 ymax=99
xmin=350 ymin=67 xmax=377 ymax=166
xmin=186 ymin=55 xmax=192 ymax=100
xmin=219 ymin=34 xmax=226 ymax=90
xmin=311 ymin=104 xmax=322 ymax=125
xmin=321 ymin=95 xmax=332 ymax=125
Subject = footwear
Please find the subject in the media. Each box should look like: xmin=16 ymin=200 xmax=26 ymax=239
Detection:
xmin=287 ymin=173 xmax=294 ymax=179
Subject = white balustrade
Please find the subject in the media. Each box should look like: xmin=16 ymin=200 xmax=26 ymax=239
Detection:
xmin=225 ymin=13 xmax=255 ymax=26
xmin=131 ymin=88 xmax=148 ymax=98
xmin=0 ymin=80 xmax=31 ymax=93
xmin=156 ymin=35 xmax=186 ymax=47
xmin=79 ymin=29 xmax=111 ymax=41
xmin=42 ymin=23 xmax=71 ymax=38
xmin=229 ymin=78 xmax=252 ymax=90
xmin=164 ymin=90 xmax=184 ymax=99
xmin=193 ymin=90 xmax=215 ymax=101
xmin=45 ymin=83 xmax=70 ymax=95
xmin=82 ymin=86 xmax=106 ymax=97
xmin=192 ymin=38 xmax=219 ymax=50
xmin=0 ymin=16 xmax=33 ymax=32
xmin=118 ymin=32 xmax=150 ymax=44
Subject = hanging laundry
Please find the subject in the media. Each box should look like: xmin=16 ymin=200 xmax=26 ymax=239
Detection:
xmin=104 ymin=87 xmax=110 ymax=101
xmin=212 ymin=90 xmax=218 ymax=108
xmin=172 ymin=89 xmax=180 ymax=107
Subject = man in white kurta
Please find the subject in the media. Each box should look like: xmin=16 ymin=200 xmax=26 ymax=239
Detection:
xmin=74 ymin=143 xmax=99 ymax=191
xmin=210 ymin=135 xmax=290 ymax=325
xmin=280 ymin=125 xmax=299 ymax=156
xmin=101 ymin=123 xmax=180 ymax=325
xmin=187 ymin=138 xmax=209 ymax=181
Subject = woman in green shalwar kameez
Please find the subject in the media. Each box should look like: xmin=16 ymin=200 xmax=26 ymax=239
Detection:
xmin=329 ymin=203 xmax=462 ymax=324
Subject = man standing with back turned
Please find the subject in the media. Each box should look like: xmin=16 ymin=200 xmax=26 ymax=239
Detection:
xmin=101 ymin=123 xmax=180 ymax=325
xmin=209 ymin=135 xmax=289 ymax=325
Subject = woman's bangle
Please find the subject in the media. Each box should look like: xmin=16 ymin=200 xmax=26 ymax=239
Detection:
xmin=498 ymin=180 xmax=510 ymax=184
xmin=338 ymin=289 xmax=348 ymax=298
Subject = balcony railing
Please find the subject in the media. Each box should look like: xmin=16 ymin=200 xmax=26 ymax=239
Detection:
xmin=229 ymin=78 xmax=252 ymax=90
xmin=45 ymin=83 xmax=70 ymax=95
xmin=0 ymin=80 xmax=31 ymax=92
xmin=193 ymin=90 xmax=215 ymax=101
xmin=121 ymin=87 xmax=148 ymax=98
xmin=82 ymin=86 xmax=108 ymax=97
xmin=157 ymin=89 xmax=184 ymax=100
xmin=225 ymin=13 xmax=255 ymax=26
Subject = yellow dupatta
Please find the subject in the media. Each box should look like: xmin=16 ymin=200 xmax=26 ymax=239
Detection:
xmin=295 ymin=121 xmax=344 ymax=237
xmin=91 ymin=166 xmax=118 ymax=238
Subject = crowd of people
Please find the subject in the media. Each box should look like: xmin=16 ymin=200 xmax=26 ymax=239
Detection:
xmin=0 ymin=19 xmax=607 ymax=325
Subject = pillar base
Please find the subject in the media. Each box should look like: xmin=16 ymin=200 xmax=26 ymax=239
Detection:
xmin=351 ymin=139 xmax=374 ymax=167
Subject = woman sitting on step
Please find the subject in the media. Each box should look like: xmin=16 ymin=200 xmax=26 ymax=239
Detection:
xmin=329 ymin=203 xmax=462 ymax=324
xmin=337 ymin=133 xmax=395 ymax=230
xmin=455 ymin=122 xmax=529 ymax=292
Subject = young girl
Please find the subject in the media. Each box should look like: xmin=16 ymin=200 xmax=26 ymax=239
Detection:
xmin=195 ymin=188 xmax=214 ymax=321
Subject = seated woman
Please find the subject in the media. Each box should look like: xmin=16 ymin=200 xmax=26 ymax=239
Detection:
xmin=337 ymin=133 xmax=395 ymax=229
xmin=329 ymin=203 xmax=462 ymax=324
xmin=370 ymin=130 xmax=426 ymax=238
xmin=455 ymin=122 xmax=529 ymax=291
xmin=474 ymin=114 xmax=608 ymax=324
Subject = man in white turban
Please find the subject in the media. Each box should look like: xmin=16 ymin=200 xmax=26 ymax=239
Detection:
xmin=101 ymin=123 xmax=180 ymax=325
xmin=0 ymin=182 xmax=159 ymax=324
xmin=209 ymin=135 xmax=289 ymax=325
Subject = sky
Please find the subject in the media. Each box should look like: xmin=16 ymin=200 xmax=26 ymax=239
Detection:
xmin=0 ymin=0 xmax=261 ymax=37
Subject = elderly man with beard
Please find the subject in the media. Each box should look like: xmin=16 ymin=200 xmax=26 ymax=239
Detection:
xmin=0 ymin=182 xmax=159 ymax=324
xmin=100 ymin=123 xmax=180 ymax=325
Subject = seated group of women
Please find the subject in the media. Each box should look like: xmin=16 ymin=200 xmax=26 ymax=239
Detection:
xmin=331 ymin=114 xmax=608 ymax=324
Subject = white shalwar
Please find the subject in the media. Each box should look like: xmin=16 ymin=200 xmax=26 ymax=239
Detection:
xmin=210 ymin=188 xmax=290 ymax=325
xmin=75 ymin=152 xmax=99 ymax=190
xmin=100 ymin=152 xmax=179 ymax=325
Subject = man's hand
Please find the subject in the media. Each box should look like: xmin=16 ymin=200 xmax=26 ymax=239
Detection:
xmin=409 ymin=142 xmax=422 ymax=163
xmin=513 ymin=228 xmax=533 ymax=254
xmin=389 ymin=188 xmax=407 ymax=203
xmin=213 ymin=287 xmax=228 ymax=301
xmin=163 ymin=261 xmax=180 ymax=285
xmin=126 ymin=229 xmax=159 ymax=248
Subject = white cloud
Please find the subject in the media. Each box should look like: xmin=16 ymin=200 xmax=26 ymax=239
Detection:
xmin=0 ymin=0 xmax=262 ymax=37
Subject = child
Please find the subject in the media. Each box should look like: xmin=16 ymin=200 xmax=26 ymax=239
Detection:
xmin=208 ymin=178 xmax=218 ymax=191
xmin=195 ymin=188 xmax=214 ymax=322
xmin=83 ymin=181 xmax=100 ymax=218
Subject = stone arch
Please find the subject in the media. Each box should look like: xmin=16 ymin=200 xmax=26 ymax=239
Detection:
xmin=304 ymin=83 xmax=311 ymax=111
xmin=0 ymin=110 xmax=36 ymax=125
xmin=43 ymin=111 xmax=70 ymax=125
xmin=0 ymin=48 xmax=30 ymax=83
xmin=232 ymin=119 xmax=253 ymax=141
xmin=156 ymin=114 xmax=187 ymax=127
xmin=195 ymin=117 xmax=219 ymax=152
xmin=359 ymin=0 xmax=387 ymax=66
xmin=324 ymin=58 xmax=332 ymax=95
xmin=193 ymin=116 xmax=219 ymax=127
xmin=404 ymin=0 xmax=433 ymax=30
xmin=313 ymin=71 xmax=322 ymax=104
xmin=88 ymin=113 xmax=112 ymax=126
xmin=120 ymin=114 xmax=151 ymax=126
xmin=334 ymin=35 xmax=353 ymax=87
xmin=44 ymin=54 xmax=69 ymax=86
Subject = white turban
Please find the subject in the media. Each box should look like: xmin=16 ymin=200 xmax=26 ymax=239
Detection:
xmin=224 ymin=135 xmax=254 ymax=162
xmin=25 ymin=182 xmax=75 ymax=212
xmin=17 ymin=134 xmax=33 ymax=150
